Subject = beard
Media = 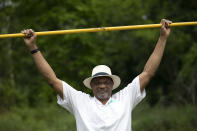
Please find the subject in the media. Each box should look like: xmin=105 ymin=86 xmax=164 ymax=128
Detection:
xmin=95 ymin=88 xmax=110 ymax=100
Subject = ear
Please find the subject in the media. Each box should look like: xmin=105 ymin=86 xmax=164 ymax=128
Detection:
xmin=90 ymin=83 xmax=94 ymax=89
xmin=111 ymin=81 xmax=114 ymax=87
xmin=110 ymin=84 xmax=113 ymax=90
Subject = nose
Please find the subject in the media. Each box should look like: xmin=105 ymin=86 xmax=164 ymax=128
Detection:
xmin=98 ymin=83 xmax=107 ymax=88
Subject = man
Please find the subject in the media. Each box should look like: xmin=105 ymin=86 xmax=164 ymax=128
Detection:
xmin=22 ymin=19 xmax=172 ymax=131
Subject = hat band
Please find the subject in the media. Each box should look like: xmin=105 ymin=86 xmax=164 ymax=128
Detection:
xmin=93 ymin=72 xmax=109 ymax=77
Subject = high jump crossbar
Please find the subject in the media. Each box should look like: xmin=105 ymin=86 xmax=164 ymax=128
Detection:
xmin=0 ymin=21 xmax=197 ymax=39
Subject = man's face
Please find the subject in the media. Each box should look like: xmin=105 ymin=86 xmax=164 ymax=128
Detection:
xmin=90 ymin=76 xmax=114 ymax=101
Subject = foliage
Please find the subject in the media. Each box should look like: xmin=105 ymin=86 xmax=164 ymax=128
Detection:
xmin=0 ymin=104 xmax=76 ymax=131
xmin=0 ymin=0 xmax=197 ymax=130
xmin=0 ymin=103 xmax=196 ymax=131
xmin=133 ymin=102 xmax=197 ymax=131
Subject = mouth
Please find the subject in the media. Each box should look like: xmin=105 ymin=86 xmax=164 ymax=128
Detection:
xmin=100 ymin=91 xmax=106 ymax=95
xmin=98 ymin=89 xmax=107 ymax=94
xmin=94 ymin=87 xmax=111 ymax=100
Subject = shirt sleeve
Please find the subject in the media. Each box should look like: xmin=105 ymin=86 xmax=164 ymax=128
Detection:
xmin=57 ymin=81 xmax=87 ymax=114
xmin=119 ymin=76 xmax=146 ymax=110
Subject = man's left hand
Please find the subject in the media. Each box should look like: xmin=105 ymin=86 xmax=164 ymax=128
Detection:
xmin=160 ymin=19 xmax=172 ymax=39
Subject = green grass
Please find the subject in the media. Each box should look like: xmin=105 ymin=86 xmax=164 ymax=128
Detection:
xmin=132 ymin=103 xmax=197 ymax=131
xmin=0 ymin=102 xmax=197 ymax=131
xmin=0 ymin=104 xmax=76 ymax=131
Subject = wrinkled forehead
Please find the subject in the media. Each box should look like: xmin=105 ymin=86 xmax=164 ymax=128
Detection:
xmin=91 ymin=76 xmax=113 ymax=83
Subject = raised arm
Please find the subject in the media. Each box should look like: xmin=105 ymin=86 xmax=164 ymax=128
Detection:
xmin=139 ymin=19 xmax=172 ymax=92
xmin=22 ymin=29 xmax=63 ymax=98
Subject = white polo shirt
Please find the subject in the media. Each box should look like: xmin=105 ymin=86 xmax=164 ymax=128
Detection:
xmin=57 ymin=76 xmax=146 ymax=131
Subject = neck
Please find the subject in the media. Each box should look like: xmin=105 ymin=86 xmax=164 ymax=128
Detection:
xmin=98 ymin=97 xmax=110 ymax=105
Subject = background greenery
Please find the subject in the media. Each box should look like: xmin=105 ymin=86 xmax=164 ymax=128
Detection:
xmin=0 ymin=0 xmax=197 ymax=130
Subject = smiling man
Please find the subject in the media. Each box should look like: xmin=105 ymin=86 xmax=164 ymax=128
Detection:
xmin=91 ymin=76 xmax=113 ymax=104
xmin=86 ymin=65 xmax=119 ymax=105
xmin=22 ymin=19 xmax=171 ymax=131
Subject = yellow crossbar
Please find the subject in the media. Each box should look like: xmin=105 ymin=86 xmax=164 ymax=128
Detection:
xmin=0 ymin=22 xmax=197 ymax=39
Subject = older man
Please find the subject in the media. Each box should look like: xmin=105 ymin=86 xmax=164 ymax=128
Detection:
xmin=22 ymin=19 xmax=171 ymax=131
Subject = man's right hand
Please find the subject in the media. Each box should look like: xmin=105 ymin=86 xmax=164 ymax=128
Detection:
xmin=22 ymin=29 xmax=63 ymax=98
xmin=21 ymin=29 xmax=37 ymax=50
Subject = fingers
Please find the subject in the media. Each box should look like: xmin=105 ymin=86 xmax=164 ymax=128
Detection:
xmin=21 ymin=29 xmax=36 ymax=38
xmin=160 ymin=19 xmax=172 ymax=29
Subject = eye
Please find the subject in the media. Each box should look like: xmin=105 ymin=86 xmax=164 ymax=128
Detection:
xmin=92 ymin=81 xmax=100 ymax=86
xmin=91 ymin=79 xmax=113 ymax=86
xmin=104 ymin=80 xmax=112 ymax=85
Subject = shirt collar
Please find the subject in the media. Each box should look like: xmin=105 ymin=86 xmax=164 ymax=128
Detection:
xmin=94 ymin=96 xmax=113 ymax=105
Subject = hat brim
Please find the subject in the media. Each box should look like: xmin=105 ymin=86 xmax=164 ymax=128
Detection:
xmin=83 ymin=75 xmax=121 ymax=90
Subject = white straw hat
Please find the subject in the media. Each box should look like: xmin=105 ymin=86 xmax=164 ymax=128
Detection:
xmin=83 ymin=65 xmax=121 ymax=90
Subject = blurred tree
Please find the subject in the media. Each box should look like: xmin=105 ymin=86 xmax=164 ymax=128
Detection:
xmin=0 ymin=0 xmax=197 ymax=109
